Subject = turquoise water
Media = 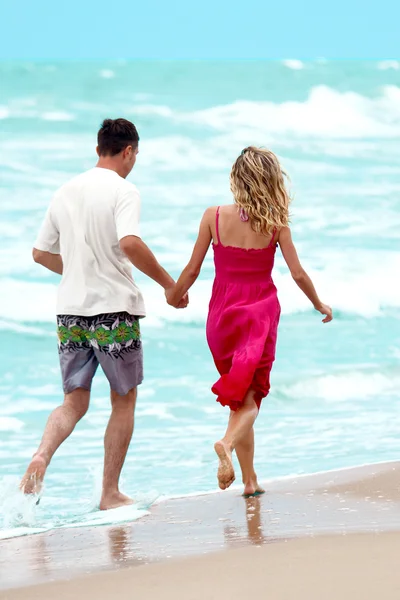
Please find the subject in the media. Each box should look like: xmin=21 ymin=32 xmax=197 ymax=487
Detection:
xmin=1 ymin=60 xmax=400 ymax=538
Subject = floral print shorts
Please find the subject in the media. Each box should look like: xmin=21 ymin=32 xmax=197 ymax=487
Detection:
xmin=57 ymin=312 xmax=143 ymax=396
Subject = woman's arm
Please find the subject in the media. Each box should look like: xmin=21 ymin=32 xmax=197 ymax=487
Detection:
xmin=278 ymin=227 xmax=333 ymax=323
xmin=166 ymin=208 xmax=213 ymax=307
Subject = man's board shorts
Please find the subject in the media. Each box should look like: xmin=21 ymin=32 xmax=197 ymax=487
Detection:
xmin=57 ymin=312 xmax=143 ymax=396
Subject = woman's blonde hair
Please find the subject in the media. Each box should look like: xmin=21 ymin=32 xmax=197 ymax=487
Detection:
xmin=230 ymin=146 xmax=291 ymax=235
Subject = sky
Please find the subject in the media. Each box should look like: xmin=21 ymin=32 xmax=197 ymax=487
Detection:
xmin=0 ymin=0 xmax=399 ymax=60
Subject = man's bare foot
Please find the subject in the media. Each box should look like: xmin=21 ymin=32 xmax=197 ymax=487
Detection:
xmin=243 ymin=479 xmax=265 ymax=497
xmin=20 ymin=455 xmax=47 ymax=496
xmin=214 ymin=440 xmax=235 ymax=490
xmin=99 ymin=492 xmax=134 ymax=511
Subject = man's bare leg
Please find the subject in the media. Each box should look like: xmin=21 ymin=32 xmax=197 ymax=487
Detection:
xmin=214 ymin=389 xmax=259 ymax=490
xmin=235 ymin=427 xmax=265 ymax=496
xmin=20 ymin=388 xmax=90 ymax=495
xmin=99 ymin=387 xmax=137 ymax=510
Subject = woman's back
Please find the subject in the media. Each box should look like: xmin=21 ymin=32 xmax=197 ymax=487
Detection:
xmin=211 ymin=204 xmax=276 ymax=250
xmin=166 ymin=145 xmax=332 ymax=496
xmin=212 ymin=205 xmax=278 ymax=285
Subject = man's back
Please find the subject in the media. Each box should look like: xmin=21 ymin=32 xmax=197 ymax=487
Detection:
xmin=22 ymin=117 xmax=183 ymax=511
xmin=35 ymin=167 xmax=145 ymax=317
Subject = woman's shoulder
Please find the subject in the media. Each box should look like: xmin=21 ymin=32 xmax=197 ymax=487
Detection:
xmin=202 ymin=204 xmax=236 ymax=223
xmin=204 ymin=204 xmax=236 ymax=214
xmin=201 ymin=206 xmax=217 ymax=223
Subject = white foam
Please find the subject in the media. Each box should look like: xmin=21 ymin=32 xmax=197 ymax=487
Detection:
xmin=186 ymin=85 xmax=400 ymax=139
xmin=140 ymin=279 xmax=212 ymax=327
xmin=378 ymin=60 xmax=400 ymax=70
xmin=99 ymin=69 xmax=115 ymax=79
xmin=0 ymin=278 xmax=56 ymax=323
xmin=0 ymin=319 xmax=48 ymax=336
xmin=0 ymin=478 xmax=39 ymax=531
xmin=2 ymin=247 xmax=400 ymax=326
xmin=59 ymin=504 xmax=149 ymax=529
xmin=0 ymin=106 xmax=10 ymax=119
xmin=0 ymin=417 xmax=24 ymax=432
xmin=0 ymin=506 xmax=149 ymax=540
xmin=136 ymin=405 xmax=178 ymax=420
xmin=0 ymin=473 xmax=150 ymax=540
xmin=282 ymin=59 xmax=305 ymax=70
xmin=4 ymin=84 xmax=400 ymax=139
xmin=132 ymin=104 xmax=174 ymax=118
xmin=0 ymin=105 xmax=76 ymax=122
xmin=280 ymin=369 xmax=400 ymax=402
xmin=0 ymin=527 xmax=49 ymax=540
xmin=20 ymin=383 xmax=59 ymax=396
xmin=41 ymin=111 xmax=75 ymax=121
xmin=272 ymin=252 xmax=400 ymax=319
xmin=0 ymin=399 xmax=56 ymax=416
xmin=139 ymin=135 xmax=227 ymax=171
xmin=144 ymin=248 xmax=400 ymax=323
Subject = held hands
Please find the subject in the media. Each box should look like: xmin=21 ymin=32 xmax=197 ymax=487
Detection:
xmin=315 ymin=302 xmax=333 ymax=323
xmin=165 ymin=286 xmax=189 ymax=309
xmin=177 ymin=292 xmax=189 ymax=309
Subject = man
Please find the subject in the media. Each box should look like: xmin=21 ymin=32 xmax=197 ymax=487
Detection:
xmin=20 ymin=118 xmax=187 ymax=510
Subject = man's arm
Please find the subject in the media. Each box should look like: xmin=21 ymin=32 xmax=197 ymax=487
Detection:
xmin=33 ymin=202 xmax=62 ymax=274
xmin=120 ymin=236 xmax=174 ymax=290
xmin=115 ymin=186 xmax=187 ymax=306
xmin=32 ymin=249 xmax=63 ymax=275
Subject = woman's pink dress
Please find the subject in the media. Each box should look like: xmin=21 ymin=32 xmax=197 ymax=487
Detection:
xmin=206 ymin=207 xmax=280 ymax=411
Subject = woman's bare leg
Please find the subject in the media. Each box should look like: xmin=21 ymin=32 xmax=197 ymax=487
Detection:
xmin=235 ymin=427 xmax=265 ymax=496
xmin=214 ymin=389 xmax=259 ymax=490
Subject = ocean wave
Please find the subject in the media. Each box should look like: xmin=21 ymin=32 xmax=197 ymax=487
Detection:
xmin=377 ymin=60 xmax=400 ymax=71
xmin=132 ymin=104 xmax=174 ymax=118
xmin=282 ymin=59 xmax=305 ymax=70
xmin=0 ymin=106 xmax=75 ymax=122
xmin=0 ymin=475 xmax=150 ymax=540
xmin=41 ymin=111 xmax=75 ymax=122
xmin=99 ymin=69 xmax=115 ymax=79
xmin=1 ymin=85 xmax=392 ymax=146
xmin=0 ymin=398 xmax=57 ymax=416
xmin=1 ymin=248 xmax=400 ymax=327
xmin=185 ymin=85 xmax=400 ymax=139
xmin=117 ymin=85 xmax=400 ymax=140
xmin=0 ymin=417 xmax=24 ymax=432
xmin=2 ymin=84 xmax=400 ymax=142
xmin=0 ymin=319 xmax=49 ymax=336
xmin=139 ymin=135 xmax=228 ymax=171
xmin=278 ymin=368 xmax=400 ymax=402
xmin=0 ymin=106 xmax=10 ymax=119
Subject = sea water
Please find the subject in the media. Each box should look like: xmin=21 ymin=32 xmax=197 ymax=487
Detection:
xmin=1 ymin=60 xmax=400 ymax=538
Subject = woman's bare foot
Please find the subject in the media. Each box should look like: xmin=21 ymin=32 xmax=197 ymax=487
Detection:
xmin=20 ymin=455 xmax=47 ymax=496
xmin=214 ymin=440 xmax=235 ymax=490
xmin=243 ymin=478 xmax=265 ymax=497
xmin=99 ymin=491 xmax=134 ymax=511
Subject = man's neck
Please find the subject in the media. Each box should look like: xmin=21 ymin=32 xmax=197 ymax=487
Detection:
xmin=96 ymin=158 xmax=125 ymax=179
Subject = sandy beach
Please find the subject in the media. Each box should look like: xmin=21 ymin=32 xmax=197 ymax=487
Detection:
xmin=1 ymin=461 xmax=400 ymax=598
xmin=2 ymin=531 xmax=399 ymax=600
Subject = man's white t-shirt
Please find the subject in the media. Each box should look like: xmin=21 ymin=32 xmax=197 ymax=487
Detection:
xmin=34 ymin=167 xmax=146 ymax=317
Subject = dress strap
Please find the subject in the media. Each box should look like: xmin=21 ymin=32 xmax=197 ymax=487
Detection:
xmin=268 ymin=227 xmax=277 ymax=248
xmin=215 ymin=206 xmax=221 ymax=245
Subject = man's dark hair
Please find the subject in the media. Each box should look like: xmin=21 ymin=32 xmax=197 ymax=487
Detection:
xmin=97 ymin=118 xmax=139 ymax=156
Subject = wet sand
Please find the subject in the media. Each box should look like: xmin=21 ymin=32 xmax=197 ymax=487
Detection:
xmin=3 ymin=532 xmax=400 ymax=600
xmin=1 ymin=461 xmax=400 ymax=597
